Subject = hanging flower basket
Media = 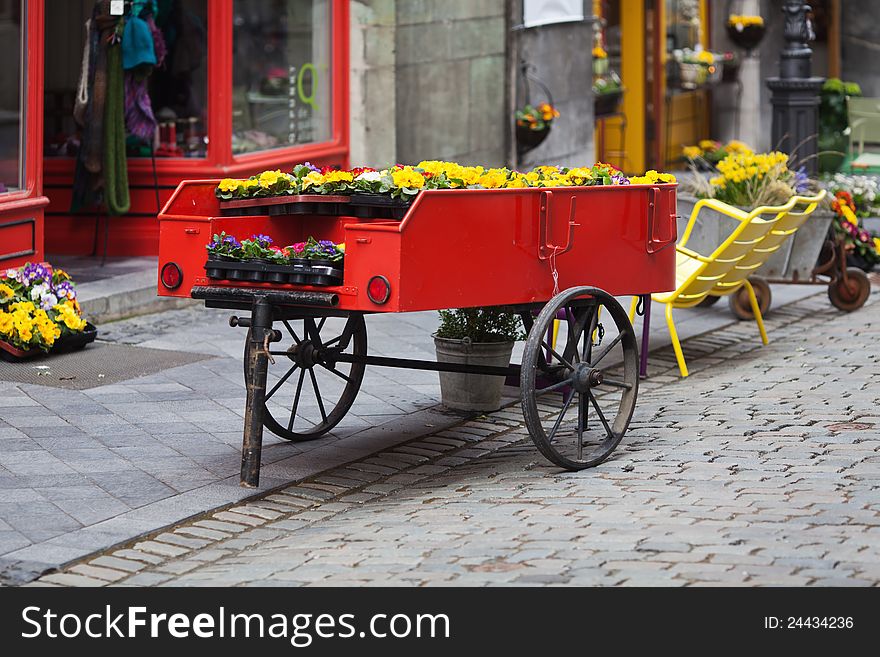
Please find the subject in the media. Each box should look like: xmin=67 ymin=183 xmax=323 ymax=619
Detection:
xmin=594 ymin=89 xmax=624 ymax=118
xmin=516 ymin=123 xmax=551 ymax=151
xmin=726 ymin=16 xmax=766 ymax=51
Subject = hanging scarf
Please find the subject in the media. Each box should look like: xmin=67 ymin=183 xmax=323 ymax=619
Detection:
xmin=124 ymin=73 xmax=158 ymax=142
xmin=104 ymin=39 xmax=131 ymax=215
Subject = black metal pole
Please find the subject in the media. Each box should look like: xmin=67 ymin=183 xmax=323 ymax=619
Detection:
xmin=766 ymin=0 xmax=824 ymax=175
xmin=240 ymin=296 xmax=274 ymax=488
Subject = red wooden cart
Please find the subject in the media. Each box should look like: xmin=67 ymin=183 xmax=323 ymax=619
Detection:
xmin=157 ymin=181 xmax=678 ymax=487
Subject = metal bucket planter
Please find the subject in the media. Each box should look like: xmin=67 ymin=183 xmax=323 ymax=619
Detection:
xmin=434 ymin=336 xmax=515 ymax=412
xmin=677 ymin=195 xmax=834 ymax=279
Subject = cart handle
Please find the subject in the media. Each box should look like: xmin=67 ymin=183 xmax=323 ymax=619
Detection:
xmin=646 ymin=186 xmax=677 ymax=254
xmin=538 ymin=191 xmax=578 ymax=260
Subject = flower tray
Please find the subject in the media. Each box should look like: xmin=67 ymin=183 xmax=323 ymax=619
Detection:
xmin=726 ymin=23 xmax=765 ymax=51
xmin=204 ymin=258 xmax=343 ymax=287
xmin=594 ymin=89 xmax=623 ymax=118
xmin=219 ymin=195 xmax=350 ymax=217
xmin=0 ymin=323 xmax=98 ymax=363
xmin=347 ymin=194 xmax=412 ymax=220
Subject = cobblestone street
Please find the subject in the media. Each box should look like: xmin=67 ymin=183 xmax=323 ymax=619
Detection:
xmin=35 ymin=287 xmax=880 ymax=587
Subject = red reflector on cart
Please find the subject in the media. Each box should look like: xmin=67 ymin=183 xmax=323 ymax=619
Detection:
xmin=367 ymin=276 xmax=391 ymax=304
xmin=161 ymin=262 xmax=183 ymax=290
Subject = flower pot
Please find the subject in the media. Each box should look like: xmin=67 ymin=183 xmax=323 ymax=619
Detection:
xmin=516 ymin=124 xmax=550 ymax=153
xmin=433 ymin=336 xmax=514 ymax=412
xmin=726 ymin=23 xmax=765 ymax=51
xmin=289 ymin=257 xmax=309 ymax=284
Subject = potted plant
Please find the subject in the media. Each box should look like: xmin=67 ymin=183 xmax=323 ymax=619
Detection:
xmin=593 ymin=74 xmax=624 ymax=118
xmin=303 ymin=237 xmax=345 ymax=286
xmin=819 ymin=78 xmax=862 ymax=173
xmin=206 ymin=232 xmax=242 ymax=262
xmin=0 ymin=263 xmax=95 ymax=361
xmin=434 ymin=307 xmax=523 ymax=412
xmin=828 ymin=189 xmax=880 ymax=272
xmin=515 ymin=102 xmax=559 ymax=152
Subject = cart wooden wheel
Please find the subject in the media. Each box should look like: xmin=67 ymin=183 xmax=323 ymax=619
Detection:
xmin=521 ymin=287 xmax=639 ymax=471
xmin=828 ymin=267 xmax=870 ymax=312
xmin=244 ymin=314 xmax=367 ymax=441
xmin=728 ymin=276 xmax=772 ymax=320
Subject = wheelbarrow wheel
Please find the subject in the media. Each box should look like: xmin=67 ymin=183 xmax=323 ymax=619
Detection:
xmin=697 ymin=295 xmax=720 ymax=307
xmin=728 ymin=276 xmax=771 ymax=320
xmin=828 ymin=267 xmax=870 ymax=311
xmin=521 ymin=286 xmax=639 ymax=471
xmin=244 ymin=313 xmax=367 ymax=441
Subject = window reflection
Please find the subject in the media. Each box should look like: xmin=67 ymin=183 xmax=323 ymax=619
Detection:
xmin=0 ymin=1 xmax=23 ymax=192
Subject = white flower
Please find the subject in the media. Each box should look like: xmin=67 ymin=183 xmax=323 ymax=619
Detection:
xmin=356 ymin=171 xmax=382 ymax=182
xmin=40 ymin=293 xmax=58 ymax=311
xmin=30 ymin=283 xmax=49 ymax=301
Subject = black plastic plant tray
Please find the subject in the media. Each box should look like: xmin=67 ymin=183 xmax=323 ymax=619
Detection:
xmin=204 ymin=259 xmax=344 ymax=287
xmin=0 ymin=323 xmax=98 ymax=362
xmin=347 ymin=194 xmax=412 ymax=220
xmin=219 ymin=194 xmax=351 ymax=217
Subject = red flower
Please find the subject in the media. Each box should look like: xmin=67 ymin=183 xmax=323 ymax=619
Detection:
xmin=350 ymin=167 xmax=377 ymax=177
xmin=320 ymin=165 xmax=340 ymax=174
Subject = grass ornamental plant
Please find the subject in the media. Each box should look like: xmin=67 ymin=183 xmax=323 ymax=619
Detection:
xmin=0 ymin=264 xmax=88 ymax=352
xmin=685 ymin=150 xmax=809 ymax=208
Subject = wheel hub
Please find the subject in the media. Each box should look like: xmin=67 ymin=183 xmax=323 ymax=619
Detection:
xmin=288 ymin=340 xmax=320 ymax=368
xmin=572 ymin=363 xmax=603 ymax=392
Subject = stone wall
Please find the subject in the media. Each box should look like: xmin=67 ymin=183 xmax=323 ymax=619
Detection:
xmin=350 ymin=1 xmax=595 ymax=168
xmin=394 ymin=1 xmax=508 ymax=166
xmin=512 ymin=7 xmax=595 ymax=170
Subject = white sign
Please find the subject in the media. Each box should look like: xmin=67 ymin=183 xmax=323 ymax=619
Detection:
xmin=110 ymin=0 xmax=125 ymax=16
xmin=523 ymin=0 xmax=584 ymax=28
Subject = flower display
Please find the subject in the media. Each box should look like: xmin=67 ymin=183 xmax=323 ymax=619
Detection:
xmin=515 ymin=102 xmax=560 ymax=132
xmin=206 ymin=235 xmax=345 ymax=265
xmin=0 ymin=264 xmax=88 ymax=352
xmin=828 ymin=190 xmax=880 ymax=269
xmin=206 ymin=232 xmax=243 ymax=259
xmin=214 ymin=161 xmax=675 ymax=202
xmin=681 ymin=139 xmax=754 ymax=166
xmin=592 ymin=46 xmax=607 ymax=59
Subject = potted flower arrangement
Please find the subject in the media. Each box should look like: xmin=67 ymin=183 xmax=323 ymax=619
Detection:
xmin=515 ymin=102 xmax=560 ymax=152
xmin=679 ymin=149 xmax=832 ymax=280
xmin=828 ymin=189 xmax=880 ymax=272
xmin=434 ymin=307 xmax=524 ymax=412
xmin=0 ymin=263 xmax=95 ymax=361
xmin=726 ymin=14 xmax=765 ymax=51
xmin=681 ymin=139 xmax=753 ymax=170
xmin=674 ymin=49 xmax=721 ymax=89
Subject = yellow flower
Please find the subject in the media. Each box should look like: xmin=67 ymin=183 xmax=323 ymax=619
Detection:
xmin=566 ymin=167 xmax=595 ymax=185
xmin=242 ymin=179 xmax=259 ymax=190
xmin=592 ymin=46 xmax=607 ymax=59
xmin=504 ymin=175 xmax=528 ymax=189
xmin=698 ymin=139 xmax=718 ymax=150
xmin=841 ymin=205 xmax=858 ymax=227
xmin=218 ymin=178 xmax=241 ymax=193
xmin=10 ymin=301 xmax=34 ymax=314
xmin=0 ymin=312 xmax=12 ymax=336
xmin=301 ymin=171 xmax=325 ymax=190
xmin=391 ymin=167 xmax=426 ymax=190
xmin=873 ymin=237 xmax=880 ymax=252
xmin=682 ymin=145 xmax=702 ymax=159
xmin=337 ymin=243 xmax=345 ymax=253
xmin=258 ymin=170 xmax=282 ymax=188
xmin=728 ymin=14 xmax=764 ymax=28
xmin=477 ymin=169 xmax=508 ymax=189
xmin=459 ymin=166 xmax=484 ymax=186
xmin=0 ymin=283 xmax=14 ymax=302
xmin=324 ymin=170 xmax=354 ymax=184
xmin=725 ymin=140 xmax=752 ymax=155
xmin=695 ymin=50 xmax=715 ymax=64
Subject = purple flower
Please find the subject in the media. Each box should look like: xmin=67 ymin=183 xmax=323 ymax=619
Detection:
xmin=302 ymin=161 xmax=320 ymax=172
xmin=611 ymin=174 xmax=631 ymax=185
xmin=252 ymin=234 xmax=273 ymax=246
xmin=858 ymin=229 xmax=870 ymax=242
xmin=223 ymin=235 xmax=242 ymax=249
xmin=793 ymin=167 xmax=810 ymax=193
xmin=54 ymin=281 xmax=76 ymax=300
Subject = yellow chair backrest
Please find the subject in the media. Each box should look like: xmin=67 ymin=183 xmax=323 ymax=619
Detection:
xmin=670 ymin=197 xmax=800 ymax=305
xmin=711 ymin=191 xmax=826 ymax=294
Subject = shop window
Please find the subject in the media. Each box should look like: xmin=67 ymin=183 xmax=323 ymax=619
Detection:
xmin=44 ymin=0 xmax=208 ymax=159
xmin=232 ymin=0 xmax=332 ymax=155
xmin=0 ymin=1 xmax=23 ymax=192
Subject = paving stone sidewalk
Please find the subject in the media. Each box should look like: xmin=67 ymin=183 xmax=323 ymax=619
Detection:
xmin=34 ymin=286 xmax=880 ymax=587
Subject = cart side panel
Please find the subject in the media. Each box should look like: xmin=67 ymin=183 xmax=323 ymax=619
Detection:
xmin=391 ymin=185 xmax=676 ymax=312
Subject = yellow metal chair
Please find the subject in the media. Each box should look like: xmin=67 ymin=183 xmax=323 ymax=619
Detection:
xmin=630 ymin=191 xmax=825 ymax=377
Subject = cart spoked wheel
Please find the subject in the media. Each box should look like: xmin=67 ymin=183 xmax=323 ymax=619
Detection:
xmin=729 ymin=275 xmax=772 ymax=320
xmin=828 ymin=267 xmax=870 ymax=312
xmin=244 ymin=314 xmax=367 ymax=441
xmin=521 ymin=287 xmax=639 ymax=471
